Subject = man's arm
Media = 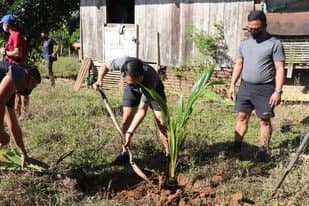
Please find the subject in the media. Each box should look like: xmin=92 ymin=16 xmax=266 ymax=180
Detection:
xmin=228 ymin=58 xmax=243 ymax=99
xmin=269 ymin=61 xmax=285 ymax=107
xmin=4 ymin=107 xmax=27 ymax=155
xmin=274 ymin=61 xmax=285 ymax=93
xmin=93 ymin=62 xmax=111 ymax=88
xmin=124 ymin=101 xmax=149 ymax=147
xmin=52 ymin=40 xmax=60 ymax=57
xmin=4 ymin=47 xmax=20 ymax=57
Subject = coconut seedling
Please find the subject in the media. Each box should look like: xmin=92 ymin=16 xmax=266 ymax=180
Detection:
xmin=144 ymin=64 xmax=221 ymax=180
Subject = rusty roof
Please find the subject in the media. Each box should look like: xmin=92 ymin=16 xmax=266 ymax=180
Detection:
xmin=267 ymin=12 xmax=309 ymax=36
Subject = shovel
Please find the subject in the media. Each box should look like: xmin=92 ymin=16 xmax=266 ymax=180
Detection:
xmin=271 ymin=131 xmax=309 ymax=198
xmin=96 ymin=87 xmax=152 ymax=184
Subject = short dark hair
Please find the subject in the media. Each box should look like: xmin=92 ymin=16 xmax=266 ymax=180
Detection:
xmin=25 ymin=64 xmax=41 ymax=83
xmin=248 ymin=10 xmax=267 ymax=26
xmin=124 ymin=58 xmax=144 ymax=78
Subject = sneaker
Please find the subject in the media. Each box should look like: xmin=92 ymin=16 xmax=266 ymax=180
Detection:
xmin=111 ymin=153 xmax=130 ymax=166
xmin=255 ymin=146 xmax=270 ymax=162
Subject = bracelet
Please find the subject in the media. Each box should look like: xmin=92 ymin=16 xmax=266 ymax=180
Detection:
xmin=127 ymin=131 xmax=134 ymax=136
xmin=274 ymin=89 xmax=283 ymax=95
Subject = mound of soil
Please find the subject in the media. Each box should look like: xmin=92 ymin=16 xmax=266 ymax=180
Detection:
xmin=62 ymin=169 xmax=257 ymax=205
xmin=113 ymin=172 xmax=226 ymax=205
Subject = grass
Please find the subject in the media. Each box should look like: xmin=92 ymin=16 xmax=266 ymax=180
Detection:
xmin=38 ymin=56 xmax=81 ymax=79
xmin=0 ymin=57 xmax=308 ymax=205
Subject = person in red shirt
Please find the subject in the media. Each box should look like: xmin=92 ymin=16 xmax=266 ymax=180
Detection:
xmin=0 ymin=14 xmax=29 ymax=121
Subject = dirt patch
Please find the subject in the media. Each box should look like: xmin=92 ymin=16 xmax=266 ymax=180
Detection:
xmin=109 ymin=172 xmax=255 ymax=206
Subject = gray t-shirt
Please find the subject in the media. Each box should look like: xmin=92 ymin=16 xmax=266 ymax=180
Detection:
xmin=109 ymin=56 xmax=162 ymax=102
xmin=237 ymin=35 xmax=285 ymax=84
xmin=0 ymin=61 xmax=27 ymax=92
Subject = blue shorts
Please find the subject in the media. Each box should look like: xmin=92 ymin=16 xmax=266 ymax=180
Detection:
xmin=235 ymin=81 xmax=275 ymax=119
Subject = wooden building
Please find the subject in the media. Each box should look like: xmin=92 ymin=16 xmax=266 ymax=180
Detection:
xmin=79 ymin=0 xmax=309 ymax=101
xmin=80 ymin=0 xmax=255 ymax=66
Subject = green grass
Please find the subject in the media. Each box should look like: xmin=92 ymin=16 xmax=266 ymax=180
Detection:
xmin=38 ymin=56 xmax=81 ymax=79
xmin=0 ymin=58 xmax=308 ymax=205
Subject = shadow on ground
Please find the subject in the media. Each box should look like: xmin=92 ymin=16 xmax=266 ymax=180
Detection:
xmin=63 ymin=131 xmax=307 ymax=196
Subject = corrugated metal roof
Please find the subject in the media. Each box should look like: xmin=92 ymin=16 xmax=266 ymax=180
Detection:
xmin=267 ymin=12 xmax=309 ymax=36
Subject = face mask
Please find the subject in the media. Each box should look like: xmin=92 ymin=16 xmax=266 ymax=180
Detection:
xmin=250 ymin=30 xmax=263 ymax=39
xmin=17 ymin=89 xmax=33 ymax=96
xmin=2 ymin=25 xmax=8 ymax=32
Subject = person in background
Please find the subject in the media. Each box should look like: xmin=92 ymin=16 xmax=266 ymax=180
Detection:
xmin=0 ymin=14 xmax=29 ymax=121
xmin=93 ymin=56 xmax=169 ymax=165
xmin=0 ymin=61 xmax=41 ymax=167
xmin=41 ymin=31 xmax=60 ymax=86
xmin=228 ymin=11 xmax=285 ymax=162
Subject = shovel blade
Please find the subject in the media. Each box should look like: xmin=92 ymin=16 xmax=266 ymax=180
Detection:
xmin=131 ymin=163 xmax=152 ymax=184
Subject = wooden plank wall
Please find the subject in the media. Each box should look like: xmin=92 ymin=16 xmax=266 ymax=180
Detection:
xmin=80 ymin=0 xmax=106 ymax=60
xmin=80 ymin=0 xmax=254 ymax=65
xmin=135 ymin=0 xmax=254 ymax=65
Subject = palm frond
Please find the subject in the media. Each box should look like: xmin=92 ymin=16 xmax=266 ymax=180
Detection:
xmin=0 ymin=149 xmax=48 ymax=172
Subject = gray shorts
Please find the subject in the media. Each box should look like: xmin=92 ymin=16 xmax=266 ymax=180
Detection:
xmin=123 ymin=83 xmax=166 ymax=111
xmin=235 ymin=81 xmax=275 ymax=119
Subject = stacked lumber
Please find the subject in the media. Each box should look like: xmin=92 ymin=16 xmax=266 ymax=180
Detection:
xmin=74 ymin=57 xmax=92 ymax=91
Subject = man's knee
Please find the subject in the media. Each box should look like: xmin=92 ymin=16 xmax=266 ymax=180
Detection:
xmin=260 ymin=118 xmax=271 ymax=127
xmin=237 ymin=112 xmax=250 ymax=123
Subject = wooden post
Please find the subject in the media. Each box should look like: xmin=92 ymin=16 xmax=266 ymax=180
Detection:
xmin=156 ymin=32 xmax=160 ymax=72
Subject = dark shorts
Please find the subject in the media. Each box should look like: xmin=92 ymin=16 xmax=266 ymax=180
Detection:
xmin=123 ymin=83 xmax=166 ymax=111
xmin=6 ymin=94 xmax=15 ymax=108
xmin=235 ymin=81 xmax=275 ymax=119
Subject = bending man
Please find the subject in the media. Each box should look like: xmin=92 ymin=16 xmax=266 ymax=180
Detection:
xmin=0 ymin=61 xmax=41 ymax=166
xmin=93 ymin=56 xmax=169 ymax=164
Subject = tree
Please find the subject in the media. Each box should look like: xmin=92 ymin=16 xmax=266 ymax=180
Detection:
xmin=0 ymin=0 xmax=79 ymax=59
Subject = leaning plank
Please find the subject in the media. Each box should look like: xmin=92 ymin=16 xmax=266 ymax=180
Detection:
xmin=74 ymin=57 xmax=92 ymax=91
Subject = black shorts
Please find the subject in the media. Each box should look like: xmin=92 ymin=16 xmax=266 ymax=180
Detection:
xmin=235 ymin=81 xmax=275 ymax=119
xmin=6 ymin=94 xmax=15 ymax=108
xmin=123 ymin=83 xmax=166 ymax=111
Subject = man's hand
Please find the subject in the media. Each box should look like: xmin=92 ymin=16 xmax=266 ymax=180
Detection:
xmin=0 ymin=47 xmax=6 ymax=55
xmin=269 ymin=92 xmax=281 ymax=107
xmin=20 ymin=153 xmax=29 ymax=170
xmin=123 ymin=132 xmax=133 ymax=147
xmin=92 ymin=81 xmax=102 ymax=90
xmin=228 ymin=85 xmax=236 ymax=100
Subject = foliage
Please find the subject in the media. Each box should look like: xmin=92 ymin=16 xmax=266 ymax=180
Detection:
xmin=51 ymin=26 xmax=80 ymax=56
xmin=188 ymin=22 xmax=233 ymax=69
xmin=0 ymin=149 xmax=47 ymax=172
xmin=0 ymin=0 xmax=79 ymax=60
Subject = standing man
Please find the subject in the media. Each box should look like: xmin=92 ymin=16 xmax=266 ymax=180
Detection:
xmin=228 ymin=11 xmax=285 ymax=161
xmin=0 ymin=61 xmax=41 ymax=167
xmin=0 ymin=14 xmax=29 ymax=121
xmin=93 ymin=56 xmax=169 ymax=164
xmin=41 ymin=32 xmax=60 ymax=86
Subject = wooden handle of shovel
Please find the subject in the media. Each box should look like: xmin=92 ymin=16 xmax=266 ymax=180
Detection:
xmin=96 ymin=87 xmax=152 ymax=184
